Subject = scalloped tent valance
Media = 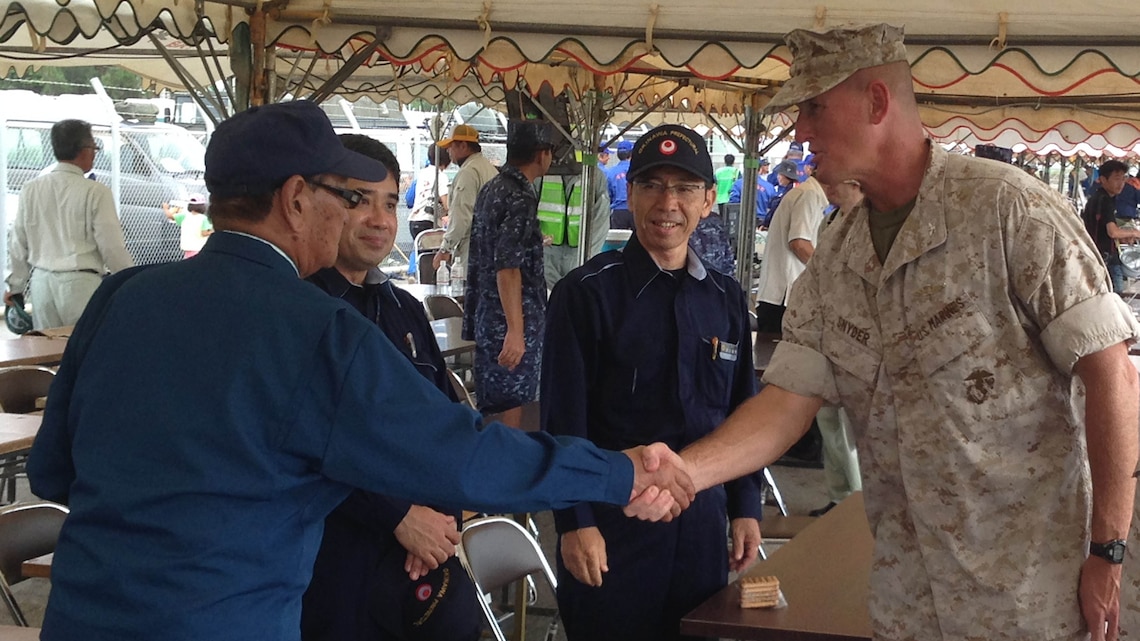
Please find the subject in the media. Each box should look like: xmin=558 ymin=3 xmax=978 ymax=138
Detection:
xmin=4 ymin=0 xmax=1140 ymax=152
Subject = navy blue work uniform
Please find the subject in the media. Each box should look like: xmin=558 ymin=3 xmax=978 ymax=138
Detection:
xmin=607 ymin=159 xmax=633 ymax=229
xmin=463 ymin=165 xmax=547 ymax=413
xmin=302 ymin=267 xmax=482 ymax=641
xmin=541 ymin=234 xmax=763 ymax=641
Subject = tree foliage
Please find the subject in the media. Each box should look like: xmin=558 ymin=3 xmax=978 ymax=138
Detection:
xmin=0 ymin=65 xmax=148 ymax=100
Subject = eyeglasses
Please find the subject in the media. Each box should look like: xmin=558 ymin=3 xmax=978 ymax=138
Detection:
xmin=633 ymin=180 xmax=709 ymax=201
xmin=308 ymin=180 xmax=364 ymax=209
xmin=83 ymin=141 xmax=103 ymax=152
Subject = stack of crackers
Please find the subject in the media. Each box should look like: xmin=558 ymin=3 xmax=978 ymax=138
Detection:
xmin=739 ymin=575 xmax=780 ymax=608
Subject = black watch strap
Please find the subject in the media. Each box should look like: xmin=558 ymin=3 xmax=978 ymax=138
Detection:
xmin=1089 ymin=539 xmax=1127 ymax=564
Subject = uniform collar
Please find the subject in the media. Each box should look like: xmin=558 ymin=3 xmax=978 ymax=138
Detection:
xmin=309 ymin=265 xmax=401 ymax=307
xmin=622 ymin=233 xmax=713 ymax=298
xmin=52 ymin=162 xmax=86 ymax=177
xmin=840 ymin=140 xmax=947 ymax=287
xmin=499 ymin=164 xmax=531 ymax=189
xmin=203 ymin=230 xmax=300 ymax=276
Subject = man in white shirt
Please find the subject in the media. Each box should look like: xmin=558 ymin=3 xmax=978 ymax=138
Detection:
xmin=5 ymin=119 xmax=133 ymax=329
xmin=753 ymin=159 xmax=827 ymax=333
xmin=408 ymin=143 xmax=451 ymax=241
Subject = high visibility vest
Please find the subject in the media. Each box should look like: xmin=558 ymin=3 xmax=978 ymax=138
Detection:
xmin=536 ymin=176 xmax=584 ymax=247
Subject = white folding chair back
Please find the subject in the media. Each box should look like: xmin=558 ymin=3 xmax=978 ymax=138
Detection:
xmin=458 ymin=516 xmax=557 ymax=641
xmin=413 ymin=229 xmax=446 ymax=254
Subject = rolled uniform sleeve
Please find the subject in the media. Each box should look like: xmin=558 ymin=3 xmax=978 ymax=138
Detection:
xmin=762 ymin=258 xmax=841 ymax=405
xmin=1009 ymin=188 xmax=1140 ymax=373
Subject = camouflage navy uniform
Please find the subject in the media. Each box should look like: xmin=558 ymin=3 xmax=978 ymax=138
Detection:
xmin=462 ymin=165 xmax=547 ymax=412
xmin=687 ymin=211 xmax=736 ymax=276
xmin=764 ymin=143 xmax=1140 ymax=641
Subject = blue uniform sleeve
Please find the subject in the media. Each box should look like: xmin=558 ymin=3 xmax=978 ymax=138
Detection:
xmin=28 ymin=266 xmax=150 ymax=504
xmin=723 ymin=283 xmax=764 ymax=521
xmin=729 ymin=178 xmax=743 ymax=204
xmin=286 ymin=317 xmax=634 ymax=515
xmin=540 ymin=276 xmax=601 ymax=533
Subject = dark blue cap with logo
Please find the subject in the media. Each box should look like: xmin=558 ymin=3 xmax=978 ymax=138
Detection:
xmin=627 ymin=124 xmax=714 ymax=184
xmin=205 ymin=101 xmax=386 ymax=198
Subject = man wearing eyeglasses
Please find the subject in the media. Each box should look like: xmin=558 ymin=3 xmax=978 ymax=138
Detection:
xmin=5 ymin=119 xmax=132 ymax=329
xmin=541 ymin=124 xmax=763 ymax=641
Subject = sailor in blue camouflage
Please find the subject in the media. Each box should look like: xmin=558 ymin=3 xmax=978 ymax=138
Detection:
xmin=687 ymin=210 xmax=736 ymax=275
xmin=462 ymin=121 xmax=554 ymax=413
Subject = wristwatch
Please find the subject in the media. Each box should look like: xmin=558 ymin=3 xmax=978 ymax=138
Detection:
xmin=1089 ymin=540 xmax=1127 ymax=564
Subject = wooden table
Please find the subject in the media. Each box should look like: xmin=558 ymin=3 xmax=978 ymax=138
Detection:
xmin=0 ymin=413 xmax=42 ymax=456
xmin=0 ymin=335 xmax=67 ymax=368
xmin=681 ymin=492 xmax=872 ymax=641
xmin=431 ymin=317 xmax=475 ymax=358
xmin=396 ymin=282 xmax=465 ymax=305
xmin=21 ymin=552 xmax=51 ymax=579
xmin=0 ymin=626 xmax=42 ymax=641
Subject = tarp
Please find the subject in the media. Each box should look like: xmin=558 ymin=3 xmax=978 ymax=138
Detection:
xmin=4 ymin=0 xmax=1140 ymax=152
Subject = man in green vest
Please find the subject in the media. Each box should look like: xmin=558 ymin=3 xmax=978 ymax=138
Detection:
xmin=540 ymin=171 xmax=611 ymax=290
xmin=714 ymin=153 xmax=740 ymax=208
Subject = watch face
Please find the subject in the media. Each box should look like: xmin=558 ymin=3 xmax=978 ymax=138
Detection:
xmin=1109 ymin=544 xmax=1126 ymax=563
xmin=1092 ymin=540 xmax=1127 ymax=564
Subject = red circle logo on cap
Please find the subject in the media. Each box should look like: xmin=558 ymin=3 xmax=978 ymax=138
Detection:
xmin=415 ymin=583 xmax=433 ymax=601
xmin=659 ymin=139 xmax=677 ymax=155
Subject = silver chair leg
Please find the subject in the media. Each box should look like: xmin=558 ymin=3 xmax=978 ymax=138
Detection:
xmin=762 ymin=467 xmax=789 ymax=517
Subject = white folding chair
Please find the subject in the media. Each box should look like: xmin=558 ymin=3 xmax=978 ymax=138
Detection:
xmin=458 ymin=516 xmax=558 ymax=641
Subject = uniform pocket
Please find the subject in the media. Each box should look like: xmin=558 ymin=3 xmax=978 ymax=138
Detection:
xmin=913 ymin=309 xmax=993 ymax=377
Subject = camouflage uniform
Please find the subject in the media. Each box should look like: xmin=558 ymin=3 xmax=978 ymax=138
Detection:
xmin=764 ymin=143 xmax=1140 ymax=641
xmin=462 ymin=165 xmax=547 ymax=412
xmin=1125 ymin=489 xmax=1140 ymax=639
xmin=687 ymin=211 xmax=736 ymax=276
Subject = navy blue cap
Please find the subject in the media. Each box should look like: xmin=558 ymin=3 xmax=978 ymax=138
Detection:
xmin=205 ymin=101 xmax=386 ymax=198
xmin=507 ymin=119 xmax=558 ymax=152
xmin=627 ymin=124 xmax=714 ymax=184
xmin=616 ymin=140 xmax=634 ymax=152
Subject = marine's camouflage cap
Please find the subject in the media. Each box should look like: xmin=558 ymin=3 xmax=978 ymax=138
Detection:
xmin=765 ymin=23 xmax=908 ymax=113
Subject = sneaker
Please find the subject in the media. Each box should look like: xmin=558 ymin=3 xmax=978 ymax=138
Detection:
xmin=808 ymin=502 xmax=837 ymax=517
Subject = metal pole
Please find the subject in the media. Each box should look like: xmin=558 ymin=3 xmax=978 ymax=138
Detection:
xmin=0 ymin=115 xmax=8 ymax=279
xmin=735 ymin=94 xmax=763 ymax=292
xmin=578 ymin=86 xmax=602 ymax=268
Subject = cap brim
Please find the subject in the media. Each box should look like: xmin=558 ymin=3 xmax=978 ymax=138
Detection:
xmin=437 ymin=136 xmax=478 ymax=149
xmin=627 ymin=160 xmax=713 ymax=185
xmin=764 ymin=70 xmax=855 ymax=113
xmin=325 ymin=146 xmax=387 ymax=182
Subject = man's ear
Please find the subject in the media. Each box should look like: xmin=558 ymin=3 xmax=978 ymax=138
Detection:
xmin=278 ymin=175 xmax=309 ymax=232
xmin=867 ymin=80 xmax=891 ymax=125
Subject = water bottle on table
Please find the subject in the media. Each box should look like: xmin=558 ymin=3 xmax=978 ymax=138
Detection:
xmin=435 ymin=259 xmax=451 ymax=295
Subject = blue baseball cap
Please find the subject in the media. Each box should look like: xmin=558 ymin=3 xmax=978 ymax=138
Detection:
xmin=205 ymin=101 xmax=386 ymax=198
xmin=616 ymin=140 xmax=635 ymax=153
xmin=598 ymin=145 xmax=612 ymax=154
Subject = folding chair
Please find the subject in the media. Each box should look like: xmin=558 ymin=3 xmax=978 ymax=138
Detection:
xmin=413 ymin=229 xmax=446 ymax=284
xmin=0 ymin=367 xmax=56 ymax=504
xmin=458 ymin=516 xmax=558 ymax=641
xmin=0 ymin=502 xmax=68 ymax=626
xmin=423 ymin=295 xmax=463 ymax=321
xmin=446 ymin=368 xmax=476 ymax=409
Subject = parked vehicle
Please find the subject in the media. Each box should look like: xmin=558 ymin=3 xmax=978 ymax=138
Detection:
xmin=1 ymin=90 xmax=207 ymax=266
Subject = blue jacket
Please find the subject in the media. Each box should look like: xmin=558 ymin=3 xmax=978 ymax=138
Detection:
xmin=607 ymin=160 xmax=631 ymax=211
xmin=28 ymin=231 xmax=634 ymax=641
xmin=729 ymin=176 xmax=776 ymax=221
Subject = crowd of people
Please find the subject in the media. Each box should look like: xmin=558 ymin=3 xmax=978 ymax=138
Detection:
xmin=6 ymin=19 xmax=1139 ymax=641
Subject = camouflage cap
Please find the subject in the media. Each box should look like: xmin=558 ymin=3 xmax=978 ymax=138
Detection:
xmin=765 ymin=23 xmax=907 ymax=113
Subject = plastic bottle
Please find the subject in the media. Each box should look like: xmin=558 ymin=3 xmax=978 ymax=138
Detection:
xmin=435 ymin=259 xmax=451 ymax=294
xmin=451 ymin=256 xmax=465 ymax=294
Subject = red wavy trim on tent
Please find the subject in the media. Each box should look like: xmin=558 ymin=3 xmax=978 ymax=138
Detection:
xmin=925 ymin=116 xmax=1140 ymax=148
xmin=914 ymin=65 xmax=1140 ymax=96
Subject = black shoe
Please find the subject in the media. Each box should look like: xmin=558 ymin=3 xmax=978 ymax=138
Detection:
xmin=808 ymin=502 xmax=837 ymax=517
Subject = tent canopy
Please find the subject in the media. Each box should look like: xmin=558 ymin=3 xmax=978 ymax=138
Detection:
xmin=4 ymin=0 xmax=1140 ymax=152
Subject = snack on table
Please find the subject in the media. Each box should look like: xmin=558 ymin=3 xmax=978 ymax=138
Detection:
xmin=739 ymin=575 xmax=781 ymax=609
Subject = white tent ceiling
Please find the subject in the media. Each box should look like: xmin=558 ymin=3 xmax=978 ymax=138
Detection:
xmin=4 ymin=0 xmax=1140 ymax=153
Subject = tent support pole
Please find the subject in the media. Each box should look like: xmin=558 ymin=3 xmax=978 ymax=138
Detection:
xmin=735 ymin=93 xmax=764 ymax=292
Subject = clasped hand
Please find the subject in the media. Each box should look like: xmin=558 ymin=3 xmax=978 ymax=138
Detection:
xmin=622 ymin=443 xmax=696 ymax=522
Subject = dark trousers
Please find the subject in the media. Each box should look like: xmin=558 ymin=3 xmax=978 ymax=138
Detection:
xmin=754 ymin=301 xmax=786 ymax=334
xmin=409 ymin=220 xmax=435 ymax=242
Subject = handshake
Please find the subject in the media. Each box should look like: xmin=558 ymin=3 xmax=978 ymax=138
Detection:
xmin=621 ymin=443 xmax=699 ymax=522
